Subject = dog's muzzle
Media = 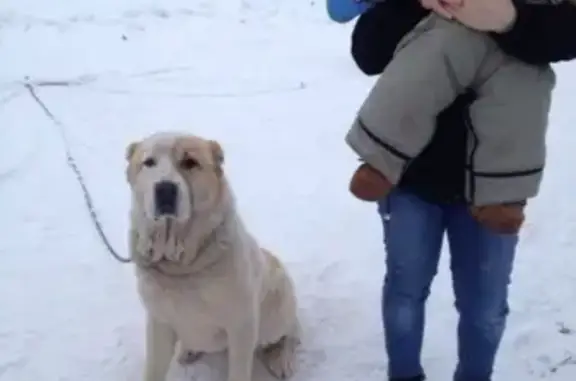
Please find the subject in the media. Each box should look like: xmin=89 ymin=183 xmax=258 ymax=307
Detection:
xmin=154 ymin=180 xmax=179 ymax=217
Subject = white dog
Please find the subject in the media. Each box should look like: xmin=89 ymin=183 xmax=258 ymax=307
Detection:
xmin=125 ymin=132 xmax=301 ymax=381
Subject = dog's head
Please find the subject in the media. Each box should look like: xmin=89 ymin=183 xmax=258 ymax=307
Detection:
xmin=126 ymin=132 xmax=226 ymax=228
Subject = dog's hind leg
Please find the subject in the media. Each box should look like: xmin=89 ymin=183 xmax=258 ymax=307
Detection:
xmin=259 ymin=326 xmax=300 ymax=379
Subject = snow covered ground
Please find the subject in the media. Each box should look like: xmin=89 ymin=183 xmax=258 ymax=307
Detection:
xmin=1 ymin=1 xmax=576 ymax=380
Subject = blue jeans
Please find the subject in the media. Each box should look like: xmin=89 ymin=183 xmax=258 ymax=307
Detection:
xmin=378 ymin=190 xmax=518 ymax=381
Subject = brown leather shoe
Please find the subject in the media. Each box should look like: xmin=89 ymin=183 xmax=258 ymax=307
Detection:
xmin=349 ymin=163 xmax=393 ymax=202
xmin=470 ymin=202 xmax=526 ymax=234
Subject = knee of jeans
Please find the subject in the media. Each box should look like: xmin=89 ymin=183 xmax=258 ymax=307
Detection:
xmin=456 ymin=298 xmax=510 ymax=329
xmin=384 ymin=271 xmax=434 ymax=302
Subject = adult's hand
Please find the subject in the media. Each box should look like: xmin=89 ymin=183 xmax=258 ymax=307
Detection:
xmin=443 ymin=0 xmax=518 ymax=33
xmin=419 ymin=0 xmax=461 ymax=19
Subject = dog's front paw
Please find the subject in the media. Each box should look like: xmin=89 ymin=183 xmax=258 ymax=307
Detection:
xmin=177 ymin=349 xmax=204 ymax=365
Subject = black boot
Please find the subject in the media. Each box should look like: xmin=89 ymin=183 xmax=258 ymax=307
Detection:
xmin=390 ymin=375 xmax=425 ymax=381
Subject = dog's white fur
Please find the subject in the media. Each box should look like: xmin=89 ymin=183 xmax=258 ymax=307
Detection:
xmin=126 ymin=132 xmax=300 ymax=381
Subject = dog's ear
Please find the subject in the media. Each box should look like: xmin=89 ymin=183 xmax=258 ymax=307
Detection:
xmin=209 ymin=140 xmax=224 ymax=174
xmin=125 ymin=141 xmax=140 ymax=162
xmin=125 ymin=141 xmax=140 ymax=184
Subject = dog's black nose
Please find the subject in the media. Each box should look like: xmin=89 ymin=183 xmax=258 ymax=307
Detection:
xmin=154 ymin=181 xmax=178 ymax=216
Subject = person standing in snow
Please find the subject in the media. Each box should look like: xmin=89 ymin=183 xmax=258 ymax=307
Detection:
xmin=327 ymin=0 xmax=576 ymax=381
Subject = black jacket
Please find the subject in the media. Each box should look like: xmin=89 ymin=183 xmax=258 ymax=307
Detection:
xmin=351 ymin=0 xmax=576 ymax=204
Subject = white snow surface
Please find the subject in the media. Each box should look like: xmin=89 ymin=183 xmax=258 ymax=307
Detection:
xmin=1 ymin=1 xmax=576 ymax=380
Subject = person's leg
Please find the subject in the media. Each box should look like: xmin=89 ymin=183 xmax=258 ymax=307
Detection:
xmin=378 ymin=190 xmax=446 ymax=380
xmin=446 ymin=204 xmax=518 ymax=381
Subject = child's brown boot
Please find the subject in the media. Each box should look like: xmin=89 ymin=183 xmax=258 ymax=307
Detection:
xmin=349 ymin=163 xmax=393 ymax=202
xmin=470 ymin=202 xmax=526 ymax=234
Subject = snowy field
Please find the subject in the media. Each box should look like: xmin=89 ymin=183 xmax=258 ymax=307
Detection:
xmin=1 ymin=1 xmax=576 ymax=380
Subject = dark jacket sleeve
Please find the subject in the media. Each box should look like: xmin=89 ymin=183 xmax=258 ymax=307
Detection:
xmin=351 ymin=0 xmax=576 ymax=74
xmin=491 ymin=0 xmax=576 ymax=65
xmin=351 ymin=0 xmax=428 ymax=75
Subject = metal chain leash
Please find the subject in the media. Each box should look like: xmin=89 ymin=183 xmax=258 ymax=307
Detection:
xmin=23 ymin=81 xmax=131 ymax=264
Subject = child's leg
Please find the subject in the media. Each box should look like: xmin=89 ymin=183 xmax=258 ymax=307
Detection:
xmin=346 ymin=15 xmax=496 ymax=201
xmin=463 ymin=52 xmax=555 ymax=233
xmin=466 ymin=58 xmax=555 ymax=207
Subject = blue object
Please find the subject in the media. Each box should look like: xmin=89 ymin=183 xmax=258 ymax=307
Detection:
xmin=377 ymin=189 xmax=518 ymax=380
xmin=326 ymin=0 xmax=373 ymax=23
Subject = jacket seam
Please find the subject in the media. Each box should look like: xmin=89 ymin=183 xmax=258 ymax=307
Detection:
xmin=357 ymin=118 xmax=413 ymax=161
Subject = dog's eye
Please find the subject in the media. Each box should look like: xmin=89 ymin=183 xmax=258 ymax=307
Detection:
xmin=143 ymin=157 xmax=156 ymax=167
xmin=180 ymin=157 xmax=198 ymax=170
